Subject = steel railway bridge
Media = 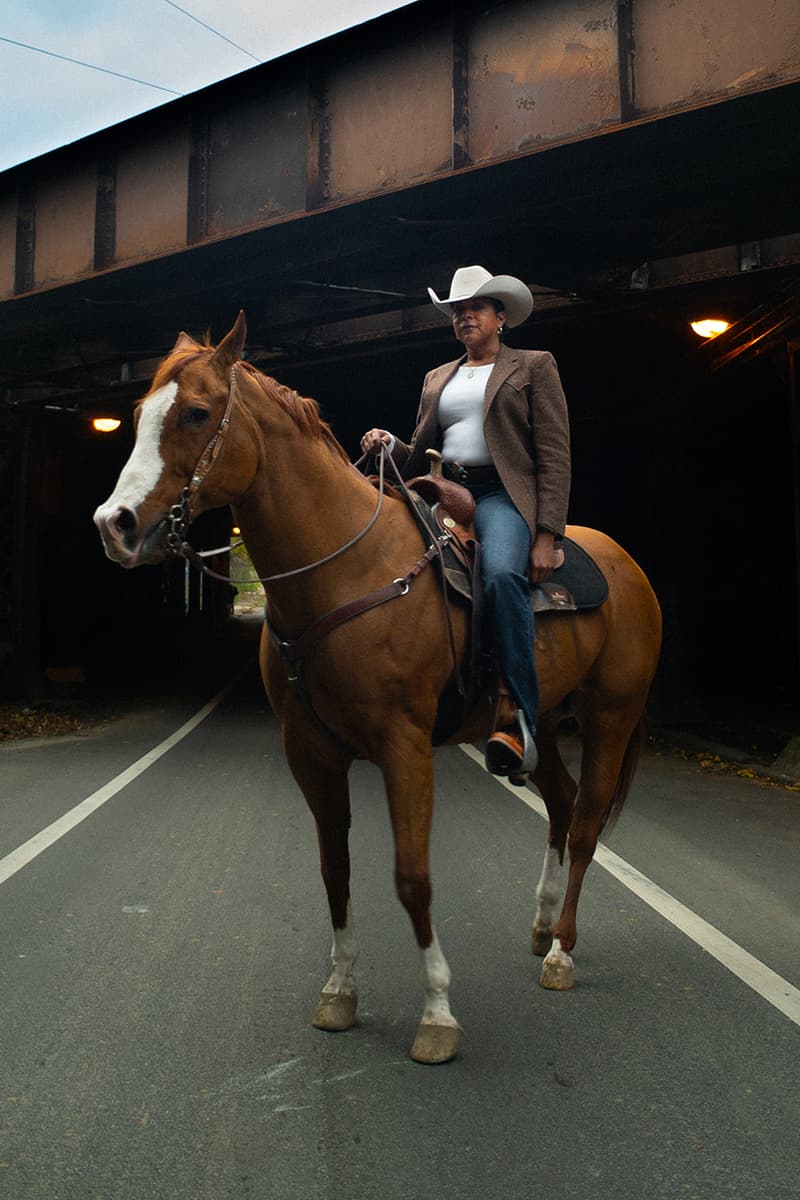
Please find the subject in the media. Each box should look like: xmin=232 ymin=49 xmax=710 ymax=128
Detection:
xmin=1 ymin=0 xmax=799 ymax=716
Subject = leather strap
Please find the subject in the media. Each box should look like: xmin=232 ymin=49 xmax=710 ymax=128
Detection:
xmin=380 ymin=453 xmax=466 ymax=699
xmin=267 ymin=543 xmax=440 ymax=756
xmin=269 ymin=543 xmax=438 ymax=672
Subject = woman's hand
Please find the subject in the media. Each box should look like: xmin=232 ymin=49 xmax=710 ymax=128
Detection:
xmin=528 ymin=530 xmax=565 ymax=584
xmin=360 ymin=428 xmax=393 ymax=455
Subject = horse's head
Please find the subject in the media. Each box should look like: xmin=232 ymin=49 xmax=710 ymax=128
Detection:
xmin=94 ymin=311 xmax=257 ymax=567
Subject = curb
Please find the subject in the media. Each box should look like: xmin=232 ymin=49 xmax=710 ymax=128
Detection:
xmin=652 ymin=729 xmax=800 ymax=790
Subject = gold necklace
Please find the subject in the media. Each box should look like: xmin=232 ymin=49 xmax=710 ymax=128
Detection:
xmin=464 ymin=353 xmax=497 ymax=379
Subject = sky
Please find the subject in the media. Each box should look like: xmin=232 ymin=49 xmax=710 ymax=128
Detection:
xmin=0 ymin=0 xmax=415 ymax=173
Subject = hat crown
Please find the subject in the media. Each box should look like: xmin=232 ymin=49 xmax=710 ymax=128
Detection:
xmin=427 ymin=264 xmax=534 ymax=328
xmin=448 ymin=265 xmax=494 ymax=299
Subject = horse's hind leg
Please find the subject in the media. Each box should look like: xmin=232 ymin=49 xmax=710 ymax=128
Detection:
xmin=530 ymin=713 xmax=577 ymax=957
xmin=284 ymin=737 xmax=359 ymax=1031
xmin=382 ymin=732 xmax=462 ymax=1065
xmin=540 ymin=708 xmax=643 ymax=990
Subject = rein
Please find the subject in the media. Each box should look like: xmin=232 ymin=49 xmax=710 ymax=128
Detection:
xmin=162 ymin=356 xmax=466 ymax=748
xmin=166 ymin=361 xmax=387 ymax=584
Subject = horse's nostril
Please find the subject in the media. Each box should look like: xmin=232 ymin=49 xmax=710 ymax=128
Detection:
xmin=113 ymin=507 xmax=137 ymax=535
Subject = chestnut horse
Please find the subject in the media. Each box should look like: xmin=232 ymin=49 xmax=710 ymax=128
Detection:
xmin=94 ymin=313 xmax=661 ymax=1064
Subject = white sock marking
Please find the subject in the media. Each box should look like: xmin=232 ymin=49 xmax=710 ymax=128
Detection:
xmin=535 ymin=845 xmax=564 ymax=933
xmin=420 ymin=929 xmax=458 ymax=1026
xmin=460 ymin=742 xmax=800 ymax=1027
xmin=542 ymin=936 xmax=573 ymax=971
xmin=322 ymin=905 xmax=359 ymax=997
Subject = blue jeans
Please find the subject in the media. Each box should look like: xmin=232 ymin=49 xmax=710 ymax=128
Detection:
xmin=469 ymin=485 xmax=538 ymax=733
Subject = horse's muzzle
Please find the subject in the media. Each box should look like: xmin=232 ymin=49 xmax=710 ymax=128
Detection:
xmin=93 ymin=503 xmax=168 ymax=567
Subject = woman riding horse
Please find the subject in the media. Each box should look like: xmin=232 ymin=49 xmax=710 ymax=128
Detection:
xmin=361 ymin=265 xmax=571 ymax=782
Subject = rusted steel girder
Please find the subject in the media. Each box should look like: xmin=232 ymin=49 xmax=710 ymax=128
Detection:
xmin=1 ymin=0 xmax=798 ymax=303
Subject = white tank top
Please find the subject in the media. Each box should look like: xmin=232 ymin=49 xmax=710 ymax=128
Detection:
xmin=438 ymin=364 xmax=493 ymax=465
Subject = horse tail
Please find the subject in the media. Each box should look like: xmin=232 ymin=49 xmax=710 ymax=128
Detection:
xmin=600 ymin=717 xmax=645 ymax=835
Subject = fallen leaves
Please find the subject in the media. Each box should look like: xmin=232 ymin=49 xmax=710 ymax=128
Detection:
xmin=0 ymin=706 xmax=91 ymax=741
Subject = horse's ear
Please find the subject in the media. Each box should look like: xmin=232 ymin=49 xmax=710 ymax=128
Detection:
xmin=172 ymin=331 xmax=196 ymax=354
xmin=212 ymin=311 xmax=247 ymax=370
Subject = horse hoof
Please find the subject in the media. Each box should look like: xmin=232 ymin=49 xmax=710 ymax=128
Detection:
xmin=539 ymin=943 xmax=575 ymax=991
xmin=410 ymin=1021 xmax=462 ymax=1064
xmin=531 ymin=925 xmax=553 ymax=957
xmin=312 ymin=991 xmax=358 ymax=1031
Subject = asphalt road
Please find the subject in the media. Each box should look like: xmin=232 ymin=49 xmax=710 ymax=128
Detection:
xmin=2 ymin=661 xmax=798 ymax=1200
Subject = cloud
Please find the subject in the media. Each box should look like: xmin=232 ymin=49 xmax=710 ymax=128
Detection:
xmin=0 ymin=0 xmax=415 ymax=172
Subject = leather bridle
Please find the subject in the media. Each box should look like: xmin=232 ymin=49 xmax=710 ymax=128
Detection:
xmin=165 ymin=361 xmax=237 ymax=558
xmin=159 ymin=355 xmax=465 ymax=752
xmin=165 ymin=360 xmax=389 ymax=584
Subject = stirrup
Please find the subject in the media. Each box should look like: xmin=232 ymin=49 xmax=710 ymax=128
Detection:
xmin=516 ymin=708 xmax=538 ymax=774
xmin=486 ymin=709 xmax=538 ymax=779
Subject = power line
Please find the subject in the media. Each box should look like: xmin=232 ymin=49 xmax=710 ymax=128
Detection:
xmin=0 ymin=35 xmax=183 ymax=95
xmin=161 ymin=1 xmax=262 ymax=62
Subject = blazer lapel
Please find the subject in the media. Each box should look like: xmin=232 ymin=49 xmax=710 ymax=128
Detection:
xmin=483 ymin=343 xmax=518 ymax=417
xmin=425 ymin=356 xmax=464 ymax=403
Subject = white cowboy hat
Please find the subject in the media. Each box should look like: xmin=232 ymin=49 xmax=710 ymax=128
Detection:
xmin=427 ymin=265 xmax=534 ymax=328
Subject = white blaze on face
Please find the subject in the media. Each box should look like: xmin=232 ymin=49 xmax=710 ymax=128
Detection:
xmin=95 ymin=382 xmax=178 ymax=520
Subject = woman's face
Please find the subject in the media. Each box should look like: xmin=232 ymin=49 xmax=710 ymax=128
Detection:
xmin=451 ymin=298 xmax=504 ymax=350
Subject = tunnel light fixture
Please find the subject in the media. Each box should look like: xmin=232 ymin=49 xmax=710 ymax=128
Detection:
xmin=690 ymin=318 xmax=731 ymax=339
xmin=91 ymin=417 xmax=122 ymax=433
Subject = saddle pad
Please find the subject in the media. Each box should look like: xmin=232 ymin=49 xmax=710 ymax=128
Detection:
xmin=542 ymin=536 xmax=608 ymax=610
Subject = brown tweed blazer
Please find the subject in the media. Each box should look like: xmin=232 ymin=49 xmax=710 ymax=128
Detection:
xmin=390 ymin=342 xmax=571 ymax=538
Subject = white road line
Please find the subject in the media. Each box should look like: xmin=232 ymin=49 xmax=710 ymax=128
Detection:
xmin=459 ymin=743 xmax=800 ymax=1027
xmin=0 ymin=677 xmax=240 ymax=887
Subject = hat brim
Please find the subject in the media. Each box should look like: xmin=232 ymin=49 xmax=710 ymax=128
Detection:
xmin=427 ymin=273 xmax=534 ymax=328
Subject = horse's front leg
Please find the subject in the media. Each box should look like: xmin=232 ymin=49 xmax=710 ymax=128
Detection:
xmin=283 ymin=732 xmax=359 ymax=1032
xmin=382 ymin=731 xmax=462 ymax=1065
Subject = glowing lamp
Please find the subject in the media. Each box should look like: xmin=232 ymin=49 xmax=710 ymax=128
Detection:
xmin=690 ymin=318 xmax=731 ymax=339
xmin=231 ymin=526 xmax=241 ymax=536
xmin=91 ymin=417 xmax=122 ymax=433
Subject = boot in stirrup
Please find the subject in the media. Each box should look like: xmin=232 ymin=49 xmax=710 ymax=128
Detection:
xmin=486 ymin=689 xmax=538 ymax=782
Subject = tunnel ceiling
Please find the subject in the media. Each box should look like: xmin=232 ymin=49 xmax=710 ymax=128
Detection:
xmin=1 ymin=0 xmax=799 ymax=406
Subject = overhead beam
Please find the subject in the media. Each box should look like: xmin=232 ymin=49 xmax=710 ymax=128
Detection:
xmin=5 ymin=234 xmax=800 ymax=404
xmin=1 ymin=0 xmax=798 ymax=302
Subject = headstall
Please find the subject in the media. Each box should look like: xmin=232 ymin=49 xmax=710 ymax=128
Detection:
xmin=163 ymin=360 xmax=389 ymax=585
xmin=166 ymin=362 xmax=237 ymax=557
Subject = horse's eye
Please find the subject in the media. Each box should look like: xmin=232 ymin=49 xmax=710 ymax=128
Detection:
xmin=180 ymin=406 xmax=210 ymax=428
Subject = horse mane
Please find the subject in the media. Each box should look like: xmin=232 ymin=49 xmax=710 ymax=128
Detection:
xmin=145 ymin=336 xmax=349 ymax=464
xmin=238 ymin=362 xmax=350 ymax=464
